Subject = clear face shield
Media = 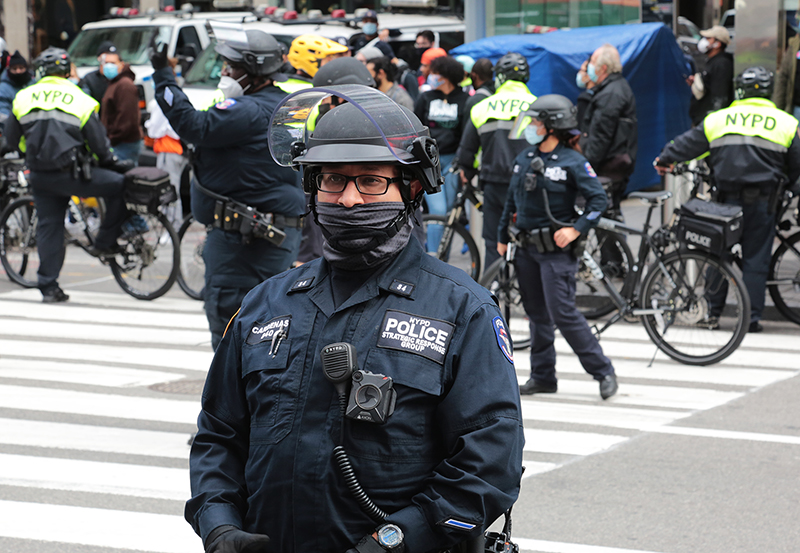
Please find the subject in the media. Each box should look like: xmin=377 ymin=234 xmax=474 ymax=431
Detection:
xmin=207 ymin=21 xmax=251 ymax=62
xmin=509 ymin=112 xmax=537 ymax=141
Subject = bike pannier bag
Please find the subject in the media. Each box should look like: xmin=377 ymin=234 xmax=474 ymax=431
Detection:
xmin=677 ymin=198 xmax=743 ymax=255
xmin=123 ymin=167 xmax=177 ymax=214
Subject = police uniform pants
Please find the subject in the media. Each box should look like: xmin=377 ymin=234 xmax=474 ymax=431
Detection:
xmin=482 ymin=181 xmax=509 ymax=269
xmin=203 ymin=226 xmax=301 ymax=350
xmin=30 ymin=169 xmax=127 ymax=293
xmin=515 ymin=246 xmax=614 ymax=386
xmin=707 ymin=197 xmax=775 ymax=323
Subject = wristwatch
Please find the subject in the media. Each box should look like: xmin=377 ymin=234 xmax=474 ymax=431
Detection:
xmin=376 ymin=524 xmax=405 ymax=553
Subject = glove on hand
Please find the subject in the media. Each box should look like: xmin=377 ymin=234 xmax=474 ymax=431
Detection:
xmin=205 ymin=525 xmax=270 ymax=553
xmin=106 ymin=157 xmax=135 ymax=174
xmin=150 ymin=41 xmax=169 ymax=72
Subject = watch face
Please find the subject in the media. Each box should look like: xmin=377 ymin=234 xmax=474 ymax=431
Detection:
xmin=378 ymin=525 xmax=402 ymax=548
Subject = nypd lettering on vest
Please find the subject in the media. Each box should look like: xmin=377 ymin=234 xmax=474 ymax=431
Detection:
xmin=377 ymin=310 xmax=455 ymax=364
xmin=247 ymin=315 xmax=291 ymax=345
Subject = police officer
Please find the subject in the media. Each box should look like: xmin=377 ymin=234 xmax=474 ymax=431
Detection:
xmin=498 ymin=95 xmax=617 ymax=399
xmin=151 ymin=27 xmax=305 ymax=348
xmin=185 ymin=86 xmax=523 ymax=553
xmin=4 ymin=47 xmax=131 ymax=303
xmin=656 ymin=67 xmax=800 ymax=333
xmin=455 ymin=52 xmax=536 ymax=268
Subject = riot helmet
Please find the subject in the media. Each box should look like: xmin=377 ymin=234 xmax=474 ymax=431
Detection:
xmin=312 ymin=57 xmax=376 ymax=87
xmin=288 ymin=34 xmax=349 ymax=78
xmin=34 ymin=47 xmax=71 ymax=79
xmin=734 ymin=66 xmax=773 ymax=100
xmin=211 ymin=22 xmax=283 ymax=78
xmin=494 ymin=52 xmax=529 ymax=86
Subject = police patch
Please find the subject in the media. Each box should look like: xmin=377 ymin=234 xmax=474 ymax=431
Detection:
xmin=215 ymin=98 xmax=237 ymax=110
xmin=492 ymin=316 xmax=514 ymax=364
xmin=289 ymin=276 xmax=315 ymax=292
xmin=377 ymin=310 xmax=455 ymax=364
xmin=247 ymin=315 xmax=291 ymax=345
xmin=389 ymin=279 xmax=414 ymax=296
xmin=584 ymin=162 xmax=597 ymax=177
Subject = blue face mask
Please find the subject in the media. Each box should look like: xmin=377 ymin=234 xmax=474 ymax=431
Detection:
xmin=523 ymin=125 xmax=545 ymax=145
xmin=587 ymin=63 xmax=598 ymax=83
xmin=68 ymin=77 xmax=80 ymax=85
xmin=576 ymin=72 xmax=586 ymax=89
xmin=103 ymin=63 xmax=119 ymax=80
xmin=427 ymin=74 xmax=444 ymax=89
xmin=362 ymin=22 xmax=378 ymax=36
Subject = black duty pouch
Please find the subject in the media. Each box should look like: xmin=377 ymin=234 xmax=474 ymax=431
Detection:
xmin=213 ymin=200 xmax=287 ymax=247
xmin=123 ymin=167 xmax=176 ymax=214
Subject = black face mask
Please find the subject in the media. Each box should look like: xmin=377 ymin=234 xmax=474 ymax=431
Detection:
xmin=9 ymin=71 xmax=30 ymax=86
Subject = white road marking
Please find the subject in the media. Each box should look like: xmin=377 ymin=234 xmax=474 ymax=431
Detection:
xmin=521 ymin=400 xmax=691 ymax=431
xmin=650 ymin=425 xmax=800 ymax=445
xmin=0 ymin=500 xmax=199 ymax=553
xmin=0 ymin=288 xmax=204 ymax=313
xmin=0 ymin=453 xmax=189 ymax=500
xmin=0 ymin=318 xmax=210 ymax=346
xmin=0 ymin=418 xmax=190 ymax=458
xmin=521 ymin=461 xmax=559 ymax=478
xmin=0 ymin=357 xmax=187 ymax=388
xmin=0 ymin=385 xmax=200 ymax=424
xmin=516 ymin=537 xmax=669 ymax=553
xmin=524 ymin=428 xmax=628 ymax=456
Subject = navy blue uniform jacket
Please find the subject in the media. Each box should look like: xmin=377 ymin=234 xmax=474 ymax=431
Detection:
xmin=185 ymin=238 xmax=524 ymax=553
xmin=498 ymin=144 xmax=607 ymax=244
xmin=152 ymin=67 xmax=305 ymax=225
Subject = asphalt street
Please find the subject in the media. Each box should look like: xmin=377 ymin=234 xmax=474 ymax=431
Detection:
xmin=0 ymin=203 xmax=799 ymax=553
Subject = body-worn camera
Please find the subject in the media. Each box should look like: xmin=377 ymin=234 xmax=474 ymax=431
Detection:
xmin=524 ymin=156 xmax=545 ymax=192
xmin=346 ymin=370 xmax=397 ymax=424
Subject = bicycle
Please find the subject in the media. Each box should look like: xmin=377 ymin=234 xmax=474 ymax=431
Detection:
xmin=422 ymin=176 xmax=483 ymax=281
xmin=176 ymin=212 xmax=207 ymax=301
xmin=0 ymin=194 xmax=180 ymax=300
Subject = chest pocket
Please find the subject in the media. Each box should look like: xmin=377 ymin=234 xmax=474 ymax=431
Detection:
xmin=346 ymin=347 xmax=445 ymax=462
xmin=241 ymin=338 xmax=298 ymax=445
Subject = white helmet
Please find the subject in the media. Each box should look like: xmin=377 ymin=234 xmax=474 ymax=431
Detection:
xmin=0 ymin=38 xmax=7 ymax=53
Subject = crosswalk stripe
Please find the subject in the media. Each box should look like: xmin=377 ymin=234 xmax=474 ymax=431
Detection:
xmin=0 ymin=500 xmax=198 ymax=553
xmin=0 ymin=357 xmax=187 ymax=388
xmin=0 ymin=385 xmax=199 ymax=424
xmin=1 ymin=298 xmax=208 ymax=329
xmin=515 ymin=537 xmax=668 ymax=553
xmin=516 ymin=376 xmax=743 ymax=410
xmin=0 ymin=288 xmax=204 ymax=313
xmin=0 ymin=318 xmax=211 ymax=346
xmin=0 ymin=418 xmax=190 ymax=458
xmin=520 ymin=461 xmax=559 ymax=478
xmin=0 ymin=453 xmax=189 ymax=500
xmin=0 ymin=339 xmax=213 ymax=371
xmin=650 ymin=425 xmax=800 ymax=445
xmin=524 ymin=428 xmax=628 ymax=456
xmin=521 ymin=400 xmax=690 ymax=430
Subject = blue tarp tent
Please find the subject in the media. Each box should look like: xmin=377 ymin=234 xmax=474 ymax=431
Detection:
xmin=451 ymin=23 xmax=691 ymax=192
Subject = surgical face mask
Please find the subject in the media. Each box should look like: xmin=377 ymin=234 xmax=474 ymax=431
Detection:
xmin=362 ymin=22 xmax=378 ymax=36
xmin=587 ymin=63 xmax=598 ymax=83
xmin=68 ymin=77 xmax=80 ymax=85
xmin=697 ymin=37 xmax=711 ymax=54
xmin=102 ymin=63 xmax=119 ymax=80
xmin=576 ymin=71 xmax=587 ymax=89
xmin=217 ymin=75 xmax=245 ymax=99
xmin=427 ymin=73 xmax=444 ymax=89
xmin=523 ymin=124 xmax=546 ymax=145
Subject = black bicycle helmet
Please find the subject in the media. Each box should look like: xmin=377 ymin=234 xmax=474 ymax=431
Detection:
xmin=34 ymin=47 xmax=70 ymax=79
xmin=312 ymin=57 xmax=376 ymax=87
xmin=525 ymin=94 xmax=578 ymax=130
xmin=734 ymin=66 xmax=773 ymax=100
xmin=494 ymin=52 xmax=529 ymax=86
xmin=215 ymin=29 xmax=284 ymax=77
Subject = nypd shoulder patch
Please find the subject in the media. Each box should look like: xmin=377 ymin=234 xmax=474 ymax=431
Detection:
xmin=492 ymin=316 xmax=514 ymax=364
xmin=215 ymin=98 xmax=237 ymax=110
xmin=584 ymin=161 xmax=597 ymax=177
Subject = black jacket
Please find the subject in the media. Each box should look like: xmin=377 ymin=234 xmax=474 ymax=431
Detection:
xmin=79 ymin=70 xmax=109 ymax=113
xmin=414 ymin=87 xmax=470 ymax=155
xmin=579 ymin=72 xmax=638 ymax=181
xmin=690 ymin=51 xmax=734 ymax=124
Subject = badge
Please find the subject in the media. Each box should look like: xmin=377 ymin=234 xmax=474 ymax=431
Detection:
xmin=215 ymin=98 xmax=237 ymax=110
xmin=389 ymin=279 xmax=414 ymax=297
xmin=289 ymin=276 xmax=315 ymax=292
xmin=492 ymin=316 xmax=514 ymax=364
xmin=246 ymin=315 xmax=291 ymax=345
xmin=584 ymin=162 xmax=597 ymax=177
xmin=544 ymin=166 xmax=568 ymax=182
xmin=377 ymin=310 xmax=455 ymax=364
xmin=513 ymin=164 xmax=520 ymax=174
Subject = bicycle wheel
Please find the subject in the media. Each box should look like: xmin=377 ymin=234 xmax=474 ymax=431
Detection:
xmin=768 ymin=231 xmax=800 ymax=325
xmin=110 ymin=211 xmax=179 ymax=300
xmin=422 ymin=214 xmax=481 ymax=281
xmin=67 ymin=196 xmax=106 ymax=247
xmin=640 ymin=249 xmax=749 ymax=365
xmin=576 ymin=228 xmax=633 ymax=319
xmin=176 ymin=214 xmax=206 ymax=301
xmin=0 ymin=196 xmax=39 ymax=288
xmin=479 ymin=257 xmax=531 ymax=350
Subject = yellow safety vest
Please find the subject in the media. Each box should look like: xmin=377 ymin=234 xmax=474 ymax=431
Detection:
xmin=277 ymin=77 xmax=313 ymax=94
xmin=200 ymin=89 xmax=226 ymax=111
xmin=469 ymin=80 xmax=536 ymax=129
xmin=704 ymin=97 xmax=799 ymax=150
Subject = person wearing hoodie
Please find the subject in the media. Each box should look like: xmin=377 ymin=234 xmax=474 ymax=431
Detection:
xmin=100 ymin=51 xmax=142 ymax=163
xmin=0 ymin=51 xmax=33 ymax=117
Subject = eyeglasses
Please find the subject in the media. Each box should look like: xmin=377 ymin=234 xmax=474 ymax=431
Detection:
xmin=315 ymin=173 xmax=402 ymax=195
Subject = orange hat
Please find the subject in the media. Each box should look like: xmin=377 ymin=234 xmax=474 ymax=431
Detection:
xmin=420 ymin=47 xmax=447 ymax=66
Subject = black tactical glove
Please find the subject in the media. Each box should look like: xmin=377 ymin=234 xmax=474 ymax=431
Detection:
xmin=151 ymin=41 xmax=169 ymax=72
xmin=105 ymin=157 xmax=135 ymax=174
xmin=205 ymin=525 xmax=270 ymax=553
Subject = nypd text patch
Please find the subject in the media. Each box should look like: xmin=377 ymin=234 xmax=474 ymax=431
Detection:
xmin=377 ymin=310 xmax=454 ymax=364
xmin=247 ymin=315 xmax=291 ymax=345
xmin=493 ymin=316 xmax=514 ymax=364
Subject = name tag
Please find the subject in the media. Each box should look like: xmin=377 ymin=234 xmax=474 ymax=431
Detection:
xmin=247 ymin=315 xmax=291 ymax=345
xmin=377 ymin=310 xmax=455 ymax=364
